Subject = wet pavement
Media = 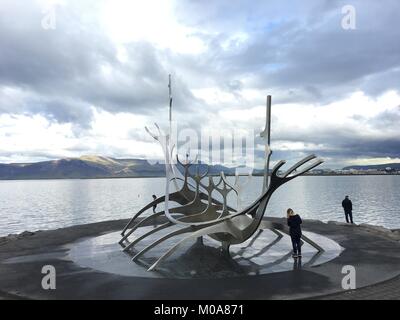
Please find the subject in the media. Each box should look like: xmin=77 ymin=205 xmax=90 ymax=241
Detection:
xmin=66 ymin=228 xmax=342 ymax=279
xmin=0 ymin=217 xmax=399 ymax=300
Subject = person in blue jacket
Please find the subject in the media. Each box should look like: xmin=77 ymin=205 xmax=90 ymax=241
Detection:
xmin=287 ymin=208 xmax=303 ymax=258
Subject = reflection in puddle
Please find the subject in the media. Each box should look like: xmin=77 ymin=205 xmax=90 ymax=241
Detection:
xmin=67 ymin=225 xmax=343 ymax=279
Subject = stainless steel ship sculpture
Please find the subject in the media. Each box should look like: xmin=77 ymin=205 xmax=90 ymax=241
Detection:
xmin=120 ymin=76 xmax=324 ymax=271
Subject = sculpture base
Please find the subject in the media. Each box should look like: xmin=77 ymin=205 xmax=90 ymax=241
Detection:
xmin=69 ymin=223 xmax=342 ymax=279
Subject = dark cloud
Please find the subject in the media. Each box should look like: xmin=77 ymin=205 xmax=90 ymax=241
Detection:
xmin=370 ymin=106 xmax=400 ymax=128
xmin=267 ymin=107 xmax=400 ymax=164
xmin=173 ymin=0 xmax=400 ymax=105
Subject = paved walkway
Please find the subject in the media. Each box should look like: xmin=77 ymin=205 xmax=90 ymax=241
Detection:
xmin=2 ymin=276 xmax=399 ymax=300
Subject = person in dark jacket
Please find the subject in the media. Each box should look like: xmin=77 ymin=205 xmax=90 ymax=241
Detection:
xmin=152 ymin=195 xmax=157 ymax=213
xmin=342 ymin=195 xmax=353 ymax=224
xmin=287 ymin=208 xmax=302 ymax=258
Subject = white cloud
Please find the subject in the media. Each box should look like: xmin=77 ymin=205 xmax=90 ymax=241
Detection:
xmin=99 ymin=0 xmax=206 ymax=54
xmin=0 ymin=109 xmax=163 ymax=163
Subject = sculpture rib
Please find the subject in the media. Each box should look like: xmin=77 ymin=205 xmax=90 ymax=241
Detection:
xmin=122 ymin=221 xmax=173 ymax=252
xmin=132 ymin=225 xmax=194 ymax=261
xmin=147 ymin=222 xmax=234 ymax=271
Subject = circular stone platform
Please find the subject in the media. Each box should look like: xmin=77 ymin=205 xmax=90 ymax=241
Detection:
xmin=68 ymin=227 xmax=342 ymax=279
xmin=0 ymin=217 xmax=399 ymax=300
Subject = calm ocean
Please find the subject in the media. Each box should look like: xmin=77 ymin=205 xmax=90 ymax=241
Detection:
xmin=1 ymin=175 xmax=399 ymax=236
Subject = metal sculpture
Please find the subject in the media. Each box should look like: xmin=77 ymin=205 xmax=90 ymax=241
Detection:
xmin=120 ymin=76 xmax=324 ymax=271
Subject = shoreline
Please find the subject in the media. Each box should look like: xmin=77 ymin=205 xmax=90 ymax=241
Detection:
xmin=0 ymin=173 xmax=399 ymax=182
xmin=1 ymin=219 xmax=399 ymax=241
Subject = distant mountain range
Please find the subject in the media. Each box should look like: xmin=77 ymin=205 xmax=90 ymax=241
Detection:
xmin=0 ymin=155 xmax=238 ymax=180
xmin=1 ymin=155 xmax=398 ymax=180
xmin=342 ymin=163 xmax=400 ymax=170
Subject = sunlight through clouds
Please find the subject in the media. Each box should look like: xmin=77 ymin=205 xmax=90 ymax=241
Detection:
xmin=100 ymin=0 xmax=206 ymax=54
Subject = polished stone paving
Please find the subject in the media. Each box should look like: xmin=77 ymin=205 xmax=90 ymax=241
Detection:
xmin=65 ymin=225 xmax=342 ymax=279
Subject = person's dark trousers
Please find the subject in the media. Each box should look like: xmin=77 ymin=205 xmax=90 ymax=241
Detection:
xmin=345 ymin=210 xmax=354 ymax=224
xmin=291 ymin=235 xmax=302 ymax=254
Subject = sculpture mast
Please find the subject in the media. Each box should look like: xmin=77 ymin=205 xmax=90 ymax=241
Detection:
xmin=260 ymin=95 xmax=272 ymax=192
xmin=168 ymin=74 xmax=172 ymax=134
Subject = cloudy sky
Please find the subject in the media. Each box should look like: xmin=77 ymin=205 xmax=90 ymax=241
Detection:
xmin=1 ymin=0 xmax=400 ymax=169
